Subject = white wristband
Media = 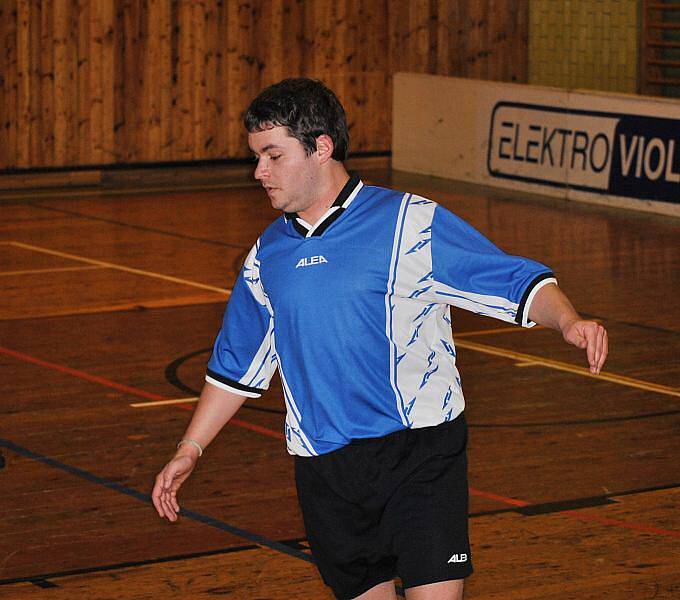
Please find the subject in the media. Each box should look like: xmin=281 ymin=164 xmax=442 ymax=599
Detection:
xmin=177 ymin=438 xmax=203 ymax=457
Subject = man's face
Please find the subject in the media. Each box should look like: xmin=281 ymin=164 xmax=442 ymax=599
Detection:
xmin=248 ymin=125 xmax=320 ymax=215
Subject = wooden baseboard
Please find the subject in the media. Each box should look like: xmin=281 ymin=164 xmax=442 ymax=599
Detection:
xmin=0 ymin=170 xmax=102 ymax=190
xmin=0 ymin=156 xmax=390 ymax=195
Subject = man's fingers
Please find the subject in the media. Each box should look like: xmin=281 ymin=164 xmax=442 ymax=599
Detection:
xmin=152 ymin=496 xmax=162 ymax=518
xmin=152 ymin=493 xmax=165 ymax=519
xmin=593 ymin=326 xmax=603 ymax=368
xmin=160 ymin=501 xmax=173 ymax=521
xmin=570 ymin=321 xmax=607 ymax=375
xmin=587 ymin=326 xmax=597 ymax=370
xmin=596 ymin=328 xmax=608 ymax=372
xmin=587 ymin=323 xmax=608 ymax=375
xmin=164 ymin=470 xmax=183 ymax=514
xmin=152 ymin=474 xmax=167 ymax=518
xmin=152 ymin=468 xmax=180 ymax=520
xmin=152 ymin=457 xmax=193 ymax=522
xmin=162 ymin=485 xmax=178 ymax=520
xmin=160 ymin=490 xmax=177 ymax=521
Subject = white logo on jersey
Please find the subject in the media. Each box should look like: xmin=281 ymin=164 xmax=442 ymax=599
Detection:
xmin=296 ymin=255 xmax=328 ymax=268
xmin=448 ymin=553 xmax=468 ymax=564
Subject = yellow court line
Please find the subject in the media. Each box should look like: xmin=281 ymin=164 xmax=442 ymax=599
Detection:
xmin=457 ymin=325 xmax=545 ymax=337
xmin=0 ymin=265 xmax=105 ymax=277
xmin=5 ymin=241 xmax=232 ymax=296
xmin=456 ymin=339 xmax=680 ymax=398
xmin=131 ymin=397 xmax=198 ymax=408
xmin=0 ymin=180 xmax=260 ymax=202
xmin=0 ymin=295 xmax=226 ymax=321
xmin=3 ymin=239 xmax=673 ymax=398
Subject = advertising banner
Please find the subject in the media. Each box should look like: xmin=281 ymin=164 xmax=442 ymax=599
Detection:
xmin=393 ymin=74 xmax=679 ymax=216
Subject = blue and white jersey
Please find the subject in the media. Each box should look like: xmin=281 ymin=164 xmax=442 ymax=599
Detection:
xmin=207 ymin=175 xmax=555 ymax=456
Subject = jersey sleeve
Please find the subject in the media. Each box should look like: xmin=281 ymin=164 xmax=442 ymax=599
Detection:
xmin=430 ymin=204 xmax=556 ymax=327
xmin=206 ymin=241 xmax=276 ymax=397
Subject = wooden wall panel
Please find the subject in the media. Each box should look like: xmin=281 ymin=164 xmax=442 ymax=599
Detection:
xmin=76 ymin=0 xmax=90 ymax=163
xmin=52 ymin=0 xmax=77 ymax=166
xmin=16 ymin=0 xmax=30 ymax=166
xmin=0 ymin=0 xmax=528 ymax=171
xmin=39 ymin=0 xmax=54 ymax=165
xmin=1 ymin=1 xmax=18 ymax=169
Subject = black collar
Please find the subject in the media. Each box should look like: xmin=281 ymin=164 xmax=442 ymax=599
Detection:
xmin=286 ymin=173 xmax=363 ymax=238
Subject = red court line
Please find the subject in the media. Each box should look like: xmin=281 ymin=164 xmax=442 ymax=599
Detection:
xmin=0 ymin=345 xmax=284 ymax=442
xmin=231 ymin=418 xmax=286 ymax=440
xmin=469 ymin=484 xmax=679 ymax=538
xmin=174 ymin=402 xmax=286 ymax=440
xmin=2 ymin=344 xmax=677 ymax=538
xmin=0 ymin=345 xmax=164 ymax=401
xmin=563 ymin=510 xmax=680 ymax=538
xmin=469 ymin=487 xmax=529 ymax=507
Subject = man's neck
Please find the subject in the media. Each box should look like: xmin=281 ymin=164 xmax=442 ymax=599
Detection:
xmin=297 ymin=165 xmax=351 ymax=226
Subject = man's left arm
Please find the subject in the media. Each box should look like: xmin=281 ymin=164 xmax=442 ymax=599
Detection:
xmin=528 ymin=283 xmax=608 ymax=375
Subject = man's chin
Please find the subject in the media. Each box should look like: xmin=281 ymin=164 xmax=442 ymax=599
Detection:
xmin=269 ymin=196 xmax=286 ymax=211
xmin=268 ymin=193 xmax=292 ymax=212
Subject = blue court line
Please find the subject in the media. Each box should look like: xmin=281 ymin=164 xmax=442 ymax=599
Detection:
xmin=0 ymin=438 xmax=313 ymax=565
xmin=1 ymin=438 xmax=407 ymax=597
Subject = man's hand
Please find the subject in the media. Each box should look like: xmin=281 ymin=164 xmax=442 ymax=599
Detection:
xmin=529 ymin=283 xmax=609 ymax=375
xmin=149 ymin=383 xmax=248 ymax=522
xmin=560 ymin=318 xmax=608 ymax=375
xmin=152 ymin=453 xmax=197 ymax=522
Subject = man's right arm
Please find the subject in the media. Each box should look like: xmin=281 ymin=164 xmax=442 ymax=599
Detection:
xmin=151 ymin=382 xmax=248 ymax=521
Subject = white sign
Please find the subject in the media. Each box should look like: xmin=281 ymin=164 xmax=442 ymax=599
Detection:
xmin=393 ymin=74 xmax=680 ymax=215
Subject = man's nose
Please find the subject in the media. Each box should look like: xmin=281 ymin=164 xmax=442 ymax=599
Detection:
xmin=254 ymin=158 xmax=267 ymax=180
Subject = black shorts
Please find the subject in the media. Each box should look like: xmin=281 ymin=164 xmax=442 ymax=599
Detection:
xmin=294 ymin=413 xmax=472 ymax=600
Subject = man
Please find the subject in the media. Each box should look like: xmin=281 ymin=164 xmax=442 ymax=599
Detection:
xmin=152 ymin=78 xmax=608 ymax=600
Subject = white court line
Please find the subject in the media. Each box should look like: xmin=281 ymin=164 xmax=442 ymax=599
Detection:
xmin=2 ymin=241 xmax=231 ymax=296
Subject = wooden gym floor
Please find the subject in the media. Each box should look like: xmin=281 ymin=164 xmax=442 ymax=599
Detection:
xmin=0 ymin=169 xmax=678 ymax=599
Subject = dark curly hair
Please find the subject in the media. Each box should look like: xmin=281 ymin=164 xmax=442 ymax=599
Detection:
xmin=243 ymin=78 xmax=349 ymax=161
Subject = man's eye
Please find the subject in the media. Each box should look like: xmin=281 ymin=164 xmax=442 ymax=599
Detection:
xmin=270 ymin=155 xmax=281 ymax=161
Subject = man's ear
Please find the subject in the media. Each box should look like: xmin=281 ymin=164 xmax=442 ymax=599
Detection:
xmin=316 ymin=134 xmax=335 ymax=164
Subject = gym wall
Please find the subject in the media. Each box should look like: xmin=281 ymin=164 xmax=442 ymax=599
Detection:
xmin=0 ymin=0 xmax=529 ymax=172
